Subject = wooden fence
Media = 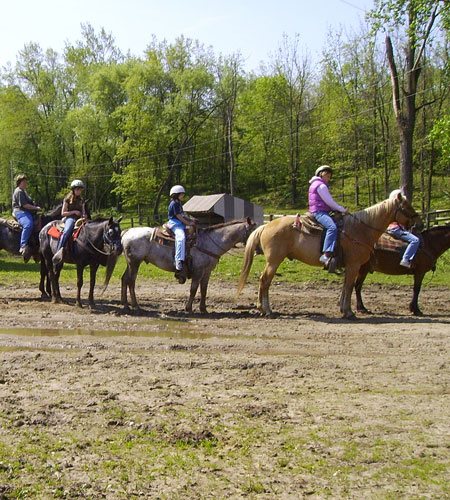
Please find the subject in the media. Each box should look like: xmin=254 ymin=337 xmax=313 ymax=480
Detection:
xmin=424 ymin=209 xmax=450 ymax=229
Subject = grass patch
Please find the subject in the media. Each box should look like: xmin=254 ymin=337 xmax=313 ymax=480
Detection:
xmin=1 ymin=245 xmax=449 ymax=288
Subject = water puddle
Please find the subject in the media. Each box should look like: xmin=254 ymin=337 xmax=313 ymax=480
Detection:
xmin=0 ymin=320 xmax=212 ymax=340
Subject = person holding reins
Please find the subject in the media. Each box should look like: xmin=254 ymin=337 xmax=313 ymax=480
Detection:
xmin=12 ymin=174 xmax=41 ymax=261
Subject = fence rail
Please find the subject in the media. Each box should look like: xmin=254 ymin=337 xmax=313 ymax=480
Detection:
xmin=424 ymin=209 xmax=450 ymax=229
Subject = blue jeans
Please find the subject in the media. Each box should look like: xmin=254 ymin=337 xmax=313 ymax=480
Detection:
xmin=167 ymin=218 xmax=186 ymax=270
xmin=56 ymin=217 xmax=76 ymax=251
xmin=14 ymin=210 xmax=34 ymax=248
xmin=387 ymin=227 xmax=419 ymax=262
xmin=313 ymin=211 xmax=337 ymax=254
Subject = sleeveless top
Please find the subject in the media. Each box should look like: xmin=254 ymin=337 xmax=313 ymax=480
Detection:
xmin=308 ymin=179 xmax=332 ymax=213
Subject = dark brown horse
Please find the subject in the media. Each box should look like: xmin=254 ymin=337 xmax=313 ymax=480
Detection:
xmin=355 ymin=224 xmax=450 ymax=316
xmin=39 ymin=217 xmax=123 ymax=307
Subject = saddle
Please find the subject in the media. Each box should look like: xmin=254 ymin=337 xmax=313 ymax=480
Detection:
xmin=48 ymin=220 xmax=84 ymax=242
xmin=152 ymin=224 xmax=197 ymax=247
xmin=0 ymin=217 xmax=21 ymax=232
xmin=374 ymin=233 xmax=407 ymax=253
xmin=292 ymin=212 xmax=345 ymax=272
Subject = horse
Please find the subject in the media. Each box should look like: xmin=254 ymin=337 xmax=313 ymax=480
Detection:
xmin=238 ymin=193 xmax=420 ymax=319
xmin=0 ymin=205 xmax=62 ymax=261
xmin=121 ymin=218 xmax=256 ymax=313
xmin=39 ymin=217 xmax=123 ymax=307
xmin=355 ymin=224 xmax=450 ymax=316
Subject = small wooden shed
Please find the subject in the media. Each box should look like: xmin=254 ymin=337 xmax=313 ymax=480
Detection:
xmin=183 ymin=193 xmax=264 ymax=227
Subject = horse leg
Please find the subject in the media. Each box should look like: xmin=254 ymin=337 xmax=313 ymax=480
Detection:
xmin=185 ymin=277 xmax=200 ymax=313
xmin=121 ymin=266 xmax=130 ymax=310
xmin=198 ymin=274 xmax=211 ymax=314
xmin=340 ymin=265 xmax=358 ymax=319
xmin=76 ymin=265 xmax=84 ymax=308
xmin=127 ymin=260 xmax=142 ymax=310
xmin=258 ymin=259 xmax=282 ymax=316
xmin=88 ymin=263 xmax=99 ymax=308
xmin=46 ymin=256 xmax=62 ymax=304
xmin=410 ymin=271 xmax=425 ymax=316
xmin=355 ymin=264 xmax=371 ymax=314
xmin=39 ymin=259 xmax=50 ymax=300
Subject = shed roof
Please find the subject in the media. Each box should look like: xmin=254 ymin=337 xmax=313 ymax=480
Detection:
xmin=182 ymin=193 xmax=226 ymax=213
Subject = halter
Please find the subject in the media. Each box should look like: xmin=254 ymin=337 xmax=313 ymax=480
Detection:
xmin=195 ymin=220 xmax=253 ymax=259
xmin=79 ymin=222 xmax=121 ymax=257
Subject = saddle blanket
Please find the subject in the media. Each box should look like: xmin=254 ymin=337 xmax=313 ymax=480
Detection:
xmin=374 ymin=233 xmax=407 ymax=252
xmin=48 ymin=224 xmax=83 ymax=241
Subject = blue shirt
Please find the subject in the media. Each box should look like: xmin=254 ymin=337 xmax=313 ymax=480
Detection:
xmin=168 ymin=199 xmax=183 ymax=220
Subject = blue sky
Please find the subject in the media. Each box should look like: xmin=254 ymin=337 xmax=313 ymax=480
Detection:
xmin=1 ymin=0 xmax=374 ymax=70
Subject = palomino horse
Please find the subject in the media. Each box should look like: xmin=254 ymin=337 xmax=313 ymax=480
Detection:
xmin=39 ymin=217 xmax=123 ymax=307
xmin=121 ymin=218 xmax=256 ymax=313
xmin=355 ymin=224 xmax=450 ymax=316
xmin=238 ymin=193 xmax=420 ymax=319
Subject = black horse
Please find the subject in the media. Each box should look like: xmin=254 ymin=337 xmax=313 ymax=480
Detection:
xmin=39 ymin=217 xmax=123 ymax=307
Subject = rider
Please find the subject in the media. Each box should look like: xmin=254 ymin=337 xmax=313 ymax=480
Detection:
xmin=308 ymin=165 xmax=348 ymax=267
xmin=386 ymin=189 xmax=420 ymax=268
xmin=167 ymin=185 xmax=196 ymax=283
xmin=12 ymin=174 xmax=41 ymax=261
xmin=52 ymin=179 xmax=87 ymax=266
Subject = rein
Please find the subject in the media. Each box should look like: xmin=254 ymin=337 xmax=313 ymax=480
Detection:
xmin=76 ymin=224 xmax=116 ymax=257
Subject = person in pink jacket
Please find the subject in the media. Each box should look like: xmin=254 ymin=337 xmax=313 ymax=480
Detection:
xmin=308 ymin=165 xmax=348 ymax=267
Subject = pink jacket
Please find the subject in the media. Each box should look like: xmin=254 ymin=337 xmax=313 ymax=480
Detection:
xmin=308 ymin=176 xmax=345 ymax=213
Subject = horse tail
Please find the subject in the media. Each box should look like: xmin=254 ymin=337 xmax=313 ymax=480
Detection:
xmin=237 ymin=224 xmax=265 ymax=295
xmin=102 ymin=253 xmax=119 ymax=294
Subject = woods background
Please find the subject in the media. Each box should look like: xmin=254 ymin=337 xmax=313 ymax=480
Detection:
xmin=0 ymin=0 xmax=448 ymax=221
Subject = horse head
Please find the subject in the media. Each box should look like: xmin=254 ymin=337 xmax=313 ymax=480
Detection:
xmin=393 ymin=193 xmax=422 ymax=229
xmin=103 ymin=216 xmax=123 ymax=255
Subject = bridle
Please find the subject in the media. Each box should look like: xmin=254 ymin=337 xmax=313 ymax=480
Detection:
xmin=195 ymin=220 xmax=254 ymax=259
xmin=80 ymin=222 xmax=122 ymax=257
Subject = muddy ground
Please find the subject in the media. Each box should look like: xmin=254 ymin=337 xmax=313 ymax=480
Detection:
xmin=0 ymin=279 xmax=449 ymax=499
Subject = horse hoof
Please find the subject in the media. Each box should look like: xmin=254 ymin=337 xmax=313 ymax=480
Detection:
xmin=40 ymin=293 xmax=50 ymax=300
xmin=412 ymin=309 xmax=423 ymax=317
xmin=199 ymin=308 xmax=208 ymax=314
xmin=343 ymin=312 xmax=357 ymax=320
xmin=357 ymin=308 xmax=372 ymax=315
xmin=76 ymin=302 xmax=83 ymax=308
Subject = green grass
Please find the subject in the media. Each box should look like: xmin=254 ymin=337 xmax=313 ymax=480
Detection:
xmin=0 ymin=246 xmax=449 ymax=288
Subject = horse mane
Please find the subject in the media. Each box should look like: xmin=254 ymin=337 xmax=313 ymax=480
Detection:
xmin=344 ymin=199 xmax=394 ymax=232
xmin=200 ymin=218 xmax=247 ymax=232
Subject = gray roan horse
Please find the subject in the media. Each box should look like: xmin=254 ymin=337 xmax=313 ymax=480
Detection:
xmin=121 ymin=218 xmax=256 ymax=313
xmin=39 ymin=217 xmax=123 ymax=307
xmin=0 ymin=205 xmax=62 ymax=260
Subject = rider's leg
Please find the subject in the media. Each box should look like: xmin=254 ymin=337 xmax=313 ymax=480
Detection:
xmin=388 ymin=227 xmax=419 ymax=267
xmin=314 ymin=211 xmax=337 ymax=264
xmin=173 ymin=225 xmax=186 ymax=271
xmin=16 ymin=210 xmax=34 ymax=250
xmin=53 ymin=217 xmax=76 ymax=265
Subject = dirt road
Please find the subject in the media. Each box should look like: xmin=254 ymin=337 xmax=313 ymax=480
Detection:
xmin=0 ymin=280 xmax=449 ymax=498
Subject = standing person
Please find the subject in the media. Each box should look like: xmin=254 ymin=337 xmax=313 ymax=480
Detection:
xmin=12 ymin=174 xmax=41 ymax=261
xmin=166 ymin=185 xmax=196 ymax=283
xmin=52 ymin=179 xmax=87 ymax=266
xmin=386 ymin=189 xmax=420 ymax=268
xmin=308 ymin=165 xmax=348 ymax=267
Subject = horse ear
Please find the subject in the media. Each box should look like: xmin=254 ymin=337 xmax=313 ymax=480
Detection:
xmin=246 ymin=216 xmax=252 ymax=225
xmin=108 ymin=216 xmax=113 ymax=225
xmin=116 ymin=216 xmax=123 ymax=223
xmin=397 ymin=192 xmax=403 ymax=202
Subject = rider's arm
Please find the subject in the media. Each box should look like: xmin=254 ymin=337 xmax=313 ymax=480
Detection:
xmin=176 ymin=213 xmax=195 ymax=226
xmin=62 ymin=199 xmax=81 ymax=218
xmin=317 ymin=184 xmax=346 ymax=213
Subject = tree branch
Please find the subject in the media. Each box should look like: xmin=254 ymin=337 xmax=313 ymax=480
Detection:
xmin=385 ymin=35 xmax=401 ymax=119
xmin=412 ymin=3 xmax=440 ymax=73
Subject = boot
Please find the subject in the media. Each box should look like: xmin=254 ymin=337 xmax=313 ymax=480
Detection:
xmin=174 ymin=261 xmax=187 ymax=284
xmin=20 ymin=245 xmax=33 ymax=263
xmin=52 ymin=248 xmax=64 ymax=267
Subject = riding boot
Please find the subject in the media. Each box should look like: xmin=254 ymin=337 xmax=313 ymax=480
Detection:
xmin=52 ymin=248 xmax=64 ymax=267
xmin=20 ymin=245 xmax=33 ymax=263
xmin=174 ymin=261 xmax=187 ymax=284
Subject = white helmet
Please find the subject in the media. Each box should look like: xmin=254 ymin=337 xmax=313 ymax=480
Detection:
xmin=169 ymin=185 xmax=185 ymax=196
xmin=389 ymin=189 xmax=404 ymax=200
xmin=70 ymin=179 xmax=85 ymax=189
xmin=315 ymin=165 xmax=333 ymax=177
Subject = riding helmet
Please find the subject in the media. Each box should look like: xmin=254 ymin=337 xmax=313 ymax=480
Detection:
xmin=315 ymin=165 xmax=333 ymax=177
xmin=70 ymin=179 xmax=85 ymax=189
xmin=170 ymin=185 xmax=185 ymax=196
